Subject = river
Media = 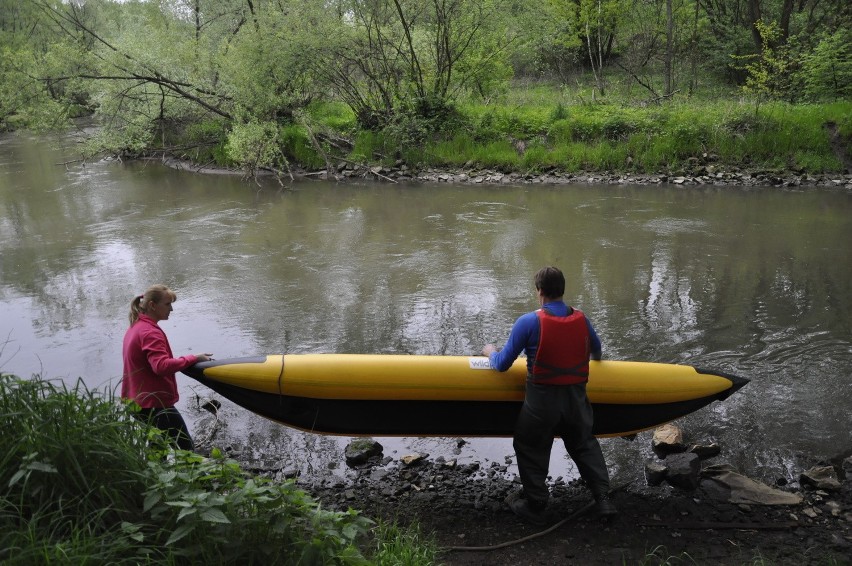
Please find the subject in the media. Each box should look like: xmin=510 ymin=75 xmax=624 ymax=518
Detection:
xmin=1 ymin=128 xmax=850 ymax=487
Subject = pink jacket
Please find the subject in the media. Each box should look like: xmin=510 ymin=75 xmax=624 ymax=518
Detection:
xmin=121 ymin=314 xmax=198 ymax=408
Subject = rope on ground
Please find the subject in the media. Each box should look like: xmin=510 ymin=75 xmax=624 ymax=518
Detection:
xmin=445 ymin=481 xmax=632 ymax=553
xmin=445 ymin=500 xmax=597 ymax=552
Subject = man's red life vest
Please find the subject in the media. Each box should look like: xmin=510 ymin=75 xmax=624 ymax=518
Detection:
xmin=530 ymin=307 xmax=591 ymax=385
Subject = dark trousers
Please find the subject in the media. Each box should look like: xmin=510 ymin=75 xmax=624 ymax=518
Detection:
xmin=513 ymin=381 xmax=610 ymax=509
xmin=135 ymin=406 xmax=195 ymax=452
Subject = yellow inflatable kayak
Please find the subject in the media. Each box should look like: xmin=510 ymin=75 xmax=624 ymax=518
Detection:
xmin=183 ymin=355 xmax=748 ymax=438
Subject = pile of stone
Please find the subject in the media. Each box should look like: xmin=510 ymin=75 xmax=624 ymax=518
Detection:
xmin=644 ymin=423 xmax=850 ymax=527
xmin=326 ymin=161 xmax=852 ymax=189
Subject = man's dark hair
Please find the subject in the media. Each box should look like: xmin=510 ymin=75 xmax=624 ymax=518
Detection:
xmin=534 ymin=266 xmax=565 ymax=299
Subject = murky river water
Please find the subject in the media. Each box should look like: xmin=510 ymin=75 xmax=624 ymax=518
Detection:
xmin=1 ymin=129 xmax=850 ymax=486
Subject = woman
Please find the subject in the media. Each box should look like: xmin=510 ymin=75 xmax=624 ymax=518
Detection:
xmin=121 ymin=284 xmax=212 ymax=451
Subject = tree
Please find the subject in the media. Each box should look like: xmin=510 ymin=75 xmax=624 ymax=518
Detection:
xmin=217 ymin=1 xmax=321 ymax=122
xmin=734 ymin=19 xmax=790 ymax=112
xmin=0 ymin=0 xmax=86 ymax=130
xmin=17 ymin=0 xmax=327 ymax=159
xmin=548 ymin=0 xmax=627 ymax=96
xmin=797 ymin=28 xmax=852 ymax=101
xmin=311 ymin=0 xmax=515 ymax=133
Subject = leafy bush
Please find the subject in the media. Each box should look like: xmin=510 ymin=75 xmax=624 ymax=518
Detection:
xmin=569 ymin=112 xmax=605 ymax=142
xmin=225 ymin=120 xmax=286 ymax=174
xmin=140 ymin=449 xmax=372 ymax=564
xmin=522 ymin=142 xmax=557 ymax=170
xmin=0 ymin=374 xmax=435 ymax=565
xmin=796 ymin=29 xmax=852 ymax=102
xmin=547 ymin=119 xmax=573 ymax=144
xmin=350 ymin=130 xmax=392 ymax=164
xmin=280 ymin=124 xmax=325 ymax=170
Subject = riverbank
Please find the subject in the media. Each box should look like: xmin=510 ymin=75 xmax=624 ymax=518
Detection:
xmin=196 ymin=406 xmax=852 ymax=565
xmin=159 ymin=155 xmax=852 ymax=190
xmin=297 ymin=444 xmax=852 ymax=565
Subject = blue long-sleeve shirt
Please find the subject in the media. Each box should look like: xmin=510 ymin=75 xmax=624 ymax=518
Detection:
xmin=488 ymin=301 xmax=602 ymax=372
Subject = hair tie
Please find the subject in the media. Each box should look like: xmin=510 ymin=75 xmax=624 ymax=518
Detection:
xmin=137 ymin=294 xmax=144 ymax=300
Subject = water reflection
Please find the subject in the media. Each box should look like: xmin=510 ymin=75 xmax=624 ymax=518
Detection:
xmin=1 ymin=130 xmax=851 ymax=487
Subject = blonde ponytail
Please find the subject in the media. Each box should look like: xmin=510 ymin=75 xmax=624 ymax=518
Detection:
xmin=129 ymin=284 xmax=177 ymax=326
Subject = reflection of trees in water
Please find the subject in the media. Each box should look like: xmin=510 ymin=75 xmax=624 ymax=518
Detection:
xmin=4 ymin=136 xmax=851 ymax=481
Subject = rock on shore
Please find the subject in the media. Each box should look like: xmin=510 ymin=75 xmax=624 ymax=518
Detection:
xmin=159 ymin=155 xmax=852 ymax=190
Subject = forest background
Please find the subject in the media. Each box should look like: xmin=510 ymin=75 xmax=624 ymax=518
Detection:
xmin=1 ymin=0 xmax=850 ymax=179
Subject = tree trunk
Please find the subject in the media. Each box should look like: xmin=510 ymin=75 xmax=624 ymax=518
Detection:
xmin=779 ymin=0 xmax=794 ymax=42
xmin=748 ymin=0 xmax=763 ymax=52
xmin=665 ymin=0 xmax=674 ymax=97
xmin=689 ymin=0 xmax=701 ymax=96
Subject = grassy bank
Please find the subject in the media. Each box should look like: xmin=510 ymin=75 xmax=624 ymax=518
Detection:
xmin=0 ymin=373 xmax=438 ymax=565
xmin=331 ymin=99 xmax=851 ymax=176
xmin=183 ymin=87 xmax=852 ymax=179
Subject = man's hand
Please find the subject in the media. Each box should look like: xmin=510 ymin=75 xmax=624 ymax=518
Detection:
xmin=482 ymin=344 xmax=498 ymax=357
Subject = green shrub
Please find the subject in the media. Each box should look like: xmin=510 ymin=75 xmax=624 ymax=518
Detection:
xmin=0 ymin=374 xmax=434 ymax=565
xmin=601 ymin=113 xmax=641 ymax=142
xmin=522 ymin=142 xmax=556 ymax=170
xmin=428 ymin=134 xmax=478 ymax=167
xmin=350 ymin=130 xmax=392 ymax=163
xmin=550 ymin=103 xmax=569 ymax=121
xmin=796 ymin=29 xmax=852 ymax=102
xmin=570 ymin=113 xmax=605 ymax=142
xmin=474 ymin=140 xmax=521 ymax=171
xmin=280 ymin=124 xmax=325 ymax=169
xmin=548 ymin=119 xmax=573 ymax=144
xmin=225 ymin=120 xmax=286 ymax=174
xmin=311 ymin=101 xmax=357 ymax=132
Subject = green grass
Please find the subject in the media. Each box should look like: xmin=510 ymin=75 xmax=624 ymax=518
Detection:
xmin=403 ymin=97 xmax=849 ymax=175
xmin=370 ymin=521 xmax=439 ymax=566
xmin=167 ymin=76 xmax=850 ymax=177
xmin=0 ymin=373 xmax=438 ymax=565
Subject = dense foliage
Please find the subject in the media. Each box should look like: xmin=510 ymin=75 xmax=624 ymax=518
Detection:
xmin=0 ymin=373 xmax=437 ymax=565
xmin=0 ymin=0 xmax=849 ymax=175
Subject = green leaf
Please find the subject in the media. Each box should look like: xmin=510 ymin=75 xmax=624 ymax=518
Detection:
xmin=28 ymin=461 xmax=58 ymax=474
xmin=8 ymin=469 xmax=26 ymax=487
xmin=120 ymin=522 xmax=145 ymax=542
xmin=200 ymin=508 xmax=231 ymax=524
xmin=165 ymin=523 xmax=194 ymax=546
xmin=143 ymin=491 xmax=161 ymax=512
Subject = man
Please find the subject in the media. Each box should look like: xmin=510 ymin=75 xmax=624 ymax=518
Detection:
xmin=483 ymin=266 xmax=616 ymax=525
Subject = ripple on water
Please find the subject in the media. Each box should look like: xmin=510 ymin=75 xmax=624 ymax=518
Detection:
xmin=643 ymin=217 xmax=709 ymax=235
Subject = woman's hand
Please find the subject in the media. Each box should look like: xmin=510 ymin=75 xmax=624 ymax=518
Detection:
xmin=195 ymin=353 xmax=214 ymax=363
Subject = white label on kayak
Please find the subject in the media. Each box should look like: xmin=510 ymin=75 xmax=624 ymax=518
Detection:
xmin=469 ymin=357 xmax=493 ymax=370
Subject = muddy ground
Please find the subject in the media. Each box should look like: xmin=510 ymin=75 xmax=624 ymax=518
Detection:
xmin=303 ymin=450 xmax=851 ymax=565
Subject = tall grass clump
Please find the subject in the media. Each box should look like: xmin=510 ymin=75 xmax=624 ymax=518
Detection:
xmin=370 ymin=521 xmax=439 ymax=566
xmin=427 ymin=134 xmax=479 ymax=166
xmin=0 ymin=374 xmax=438 ymax=565
xmin=311 ymin=101 xmax=357 ymax=132
xmin=0 ymin=374 xmax=165 ymax=564
xmin=280 ymin=124 xmax=325 ymax=170
xmin=350 ymin=130 xmax=393 ymax=164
